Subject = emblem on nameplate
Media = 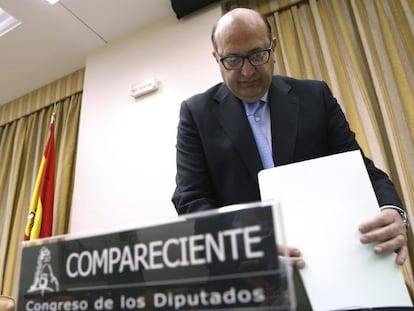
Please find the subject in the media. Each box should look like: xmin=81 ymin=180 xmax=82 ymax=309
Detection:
xmin=28 ymin=246 xmax=59 ymax=296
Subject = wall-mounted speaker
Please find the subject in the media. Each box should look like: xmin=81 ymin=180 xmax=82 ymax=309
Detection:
xmin=171 ymin=0 xmax=220 ymax=19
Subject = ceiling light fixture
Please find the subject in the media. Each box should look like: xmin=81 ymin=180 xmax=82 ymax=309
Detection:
xmin=46 ymin=0 xmax=61 ymax=4
xmin=0 ymin=8 xmax=21 ymax=37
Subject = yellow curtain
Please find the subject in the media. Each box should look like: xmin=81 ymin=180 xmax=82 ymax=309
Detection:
xmin=222 ymin=0 xmax=414 ymax=294
xmin=0 ymin=69 xmax=84 ymax=297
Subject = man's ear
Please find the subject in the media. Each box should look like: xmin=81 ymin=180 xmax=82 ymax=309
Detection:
xmin=272 ymin=37 xmax=277 ymax=50
xmin=212 ymin=51 xmax=219 ymax=63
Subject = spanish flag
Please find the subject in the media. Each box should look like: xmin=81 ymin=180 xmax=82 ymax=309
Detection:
xmin=24 ymin=115 xmax=55 ymax=240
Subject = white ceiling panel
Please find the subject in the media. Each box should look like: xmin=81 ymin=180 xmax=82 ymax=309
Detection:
xmin=0 ymin=0 xmax=174 ymax=105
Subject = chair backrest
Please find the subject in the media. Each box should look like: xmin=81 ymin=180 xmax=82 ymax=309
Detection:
xmin=0 ymin=296 xmax=15 ymax=311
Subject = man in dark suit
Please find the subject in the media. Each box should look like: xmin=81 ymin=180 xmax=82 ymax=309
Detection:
xmin=172 ymin=8 xmax=408 ymax=266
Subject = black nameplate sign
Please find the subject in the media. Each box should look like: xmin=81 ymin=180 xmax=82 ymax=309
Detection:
xmin=17 ymin=203 xmax=293 ymax=310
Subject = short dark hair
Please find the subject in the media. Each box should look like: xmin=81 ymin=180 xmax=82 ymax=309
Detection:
xmin=211 ymin=10 xmax=273 ymax=52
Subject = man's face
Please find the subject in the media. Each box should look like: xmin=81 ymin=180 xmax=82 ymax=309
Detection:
xmin=213 ymin=18 xmax=275 ymax=103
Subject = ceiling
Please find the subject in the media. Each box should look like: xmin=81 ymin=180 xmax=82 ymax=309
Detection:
xmin=0 ymin=0 xmax=175 ymax=105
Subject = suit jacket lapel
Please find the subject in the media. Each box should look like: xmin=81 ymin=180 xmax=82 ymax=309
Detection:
xmin=210 ymin=77 xmax=300 ymax=179
xmin=212 ymin=85 xmax=263 ymax=180
xmin=269 ymin=77 xmax=299 ymax=165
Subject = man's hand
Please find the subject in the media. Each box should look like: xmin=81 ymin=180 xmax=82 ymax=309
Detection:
xmin=278 ymin=244 xmax=305 ymax=269
xmin=359 ymin=208 xmax=408 ymax=265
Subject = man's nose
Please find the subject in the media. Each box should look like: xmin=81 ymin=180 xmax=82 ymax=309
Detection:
xmin=240 ymin=59 xmax=256 ymax=76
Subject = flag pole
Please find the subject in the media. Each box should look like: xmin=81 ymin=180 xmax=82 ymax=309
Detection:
xmin=51 ymin=102 xmax=56 ymax=124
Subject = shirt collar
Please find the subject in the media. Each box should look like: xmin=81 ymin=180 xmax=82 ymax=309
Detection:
xmin=243 ymin=91 xmax=269 ymax=105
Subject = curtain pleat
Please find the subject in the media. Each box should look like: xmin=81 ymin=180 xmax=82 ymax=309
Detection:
xmin=0 ymin=69 xmax=84 ymax=126
xmin=0 ymin=74 xmax=83 ymax=297
xmin=221 ymin=0 xmax=414 ymax=296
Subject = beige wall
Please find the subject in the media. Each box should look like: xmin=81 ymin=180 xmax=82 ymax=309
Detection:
xmin=69 ymin=5 xmax=222 ymax=233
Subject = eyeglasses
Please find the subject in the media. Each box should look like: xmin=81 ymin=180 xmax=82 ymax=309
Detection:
xmin=217 ymin=44 xmax=273 ymax=70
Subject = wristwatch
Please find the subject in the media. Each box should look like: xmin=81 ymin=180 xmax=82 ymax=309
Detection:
xmin=398 ymin=209 xmax=411 ymax=228
xmin=380 ymin=205 xmax=410 ymax=228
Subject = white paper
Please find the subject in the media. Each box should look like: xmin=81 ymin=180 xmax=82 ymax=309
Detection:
xmin=258 ymin=150 xmax=412 ymax=310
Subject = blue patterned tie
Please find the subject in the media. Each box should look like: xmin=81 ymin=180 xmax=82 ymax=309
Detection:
xmin=245 ymin=101 xmax=274 ymax=169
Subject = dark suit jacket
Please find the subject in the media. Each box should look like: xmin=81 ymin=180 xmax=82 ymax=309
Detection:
xmin=172 ymin=75 xmax=402 ymax=215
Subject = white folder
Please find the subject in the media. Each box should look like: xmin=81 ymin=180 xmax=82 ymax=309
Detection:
xmin=258 ymin=150 xmax=412 ymax=310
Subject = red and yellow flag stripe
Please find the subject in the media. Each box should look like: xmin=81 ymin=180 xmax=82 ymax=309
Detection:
xmin=24 ymin=120 xmax=55 ymax=240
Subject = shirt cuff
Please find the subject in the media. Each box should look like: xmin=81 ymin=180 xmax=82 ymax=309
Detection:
xmin=380 ymin=205 xmax=410 ymax=228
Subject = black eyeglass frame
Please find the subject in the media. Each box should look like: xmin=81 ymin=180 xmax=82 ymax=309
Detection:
xmin=216 ymin=43 xmax=273 ymax=70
